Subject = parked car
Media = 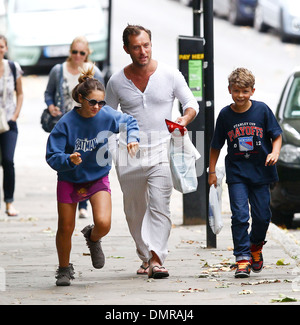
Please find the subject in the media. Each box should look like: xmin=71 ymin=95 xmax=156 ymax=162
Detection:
xmin=271 ymin=68 xmax=300 ymax=228
xmin=172 ymin=0 xmax=192 ymax=7
xmin=254 ymin=0 xmax=300 ymax=42
xmin=179 ymin=0 xmax=193 ymax=6
xmin=0 ymin=0 xmax=7 ymax=34
xmin=213 ymin=0 xmax=257 ymax=25
xmin=3 ymin=0 xmax=108 ymax=69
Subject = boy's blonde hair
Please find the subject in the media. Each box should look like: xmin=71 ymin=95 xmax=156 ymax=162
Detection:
xmin=228 ymin=68 xmax=255 ymax=89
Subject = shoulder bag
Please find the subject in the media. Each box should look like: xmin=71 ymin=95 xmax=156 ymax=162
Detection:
xmin=40 ymin=108 xmax=62 ymax=133
xmin=41 ymin=64 xmax=63 ymax=132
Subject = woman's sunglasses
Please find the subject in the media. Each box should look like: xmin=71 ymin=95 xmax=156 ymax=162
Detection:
xmin=71 ymin=50 xmax=86 ymax=56
xmin=83 ymin=97 xmax=106 ymax=108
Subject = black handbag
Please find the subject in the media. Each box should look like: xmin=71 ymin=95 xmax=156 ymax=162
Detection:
xmin=40 ymin=108 xmax=62 ymax=133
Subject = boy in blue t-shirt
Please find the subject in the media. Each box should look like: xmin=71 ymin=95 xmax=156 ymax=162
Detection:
xmin=208 ymin=68 xmax=282 ymax=278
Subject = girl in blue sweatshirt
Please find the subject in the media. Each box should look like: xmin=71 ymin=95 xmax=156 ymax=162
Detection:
xmin=46 ymin=67 xmax=139 ymax=286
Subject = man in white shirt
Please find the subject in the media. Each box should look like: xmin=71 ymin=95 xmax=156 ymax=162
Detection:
xmin=105 ymin=25 xmax=199 ymax=278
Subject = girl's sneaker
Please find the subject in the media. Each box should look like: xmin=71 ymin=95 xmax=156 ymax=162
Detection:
xmin=55 ymin=264 xmax=75 ymax=286
xmin=234 ymin=260 xmax=251 ymax=278
xmin=250 ymin=241 xmax=266 ymax=273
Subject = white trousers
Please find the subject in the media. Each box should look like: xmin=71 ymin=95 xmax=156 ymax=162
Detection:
xmin=115 ymin=147 xmax=173 ymax=264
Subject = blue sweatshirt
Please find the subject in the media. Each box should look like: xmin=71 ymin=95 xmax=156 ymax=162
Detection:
xmin=46 ymin=106 xmax=139 ymax=183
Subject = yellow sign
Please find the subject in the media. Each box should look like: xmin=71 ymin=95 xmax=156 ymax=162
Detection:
xmin=179 ymin=53 xmax=204 ymax=60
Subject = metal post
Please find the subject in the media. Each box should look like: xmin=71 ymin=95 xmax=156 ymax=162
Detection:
xmin=180 ymin=0 xmax=216 ymax=249
xmin=182 ymin=0 xmax=206 ymax=225
xmin=193 ymin=0 xmax=202 ymax=37
xmin=203 ymin=0 xmax=216 ymax=248
xmin=106 ymin=0 xmax=112 ymax=68
xmin=104 ymin=0 xmax=112 ymax=85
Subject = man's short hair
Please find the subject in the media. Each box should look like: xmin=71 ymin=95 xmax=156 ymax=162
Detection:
xmin=123 ymin=24 xmax=152 ymax=48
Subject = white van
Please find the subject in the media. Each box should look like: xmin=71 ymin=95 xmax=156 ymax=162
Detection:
xmin=3 ymin=0 xmax=108 ymax=69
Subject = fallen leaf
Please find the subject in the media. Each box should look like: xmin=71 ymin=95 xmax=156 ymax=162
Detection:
xmin=276 ymin=259 xmax=290 ymax=266
xmin=198 ymin=274 xmax=209 ymax=278
xmin=239 ymin=290 xmax=253 ymax=295
xmin=241 ymin=279 xmax=280 ymax=286
xmin=178 ymin=288 xmax=204 ymax=293
xmin=271 ymin=294 xmax=297 ymax=303
xmin=215 ymin=283 xmax=229 ymax=288
xmin=42 ymin=227 xmax=56 ymax=236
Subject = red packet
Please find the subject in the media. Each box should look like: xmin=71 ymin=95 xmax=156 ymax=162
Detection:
xmin=165 ymin=119 xmax=186 ymax=136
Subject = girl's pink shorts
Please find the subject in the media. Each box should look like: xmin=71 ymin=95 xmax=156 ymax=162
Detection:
xmin=57 ymin=175 xmax=111 ymax=203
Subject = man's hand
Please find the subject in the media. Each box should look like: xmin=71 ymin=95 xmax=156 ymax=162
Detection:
xmin=175 ymin=107 xmax=197 ymax=127
xmin=127 ymin=142 xmax=139 ymax=157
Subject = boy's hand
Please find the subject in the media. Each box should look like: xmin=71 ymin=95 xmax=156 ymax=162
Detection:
xmin=127 ymin=142 xmax=139 ymax=158
xmin=208 ymin=173 xmax=217 ymax=188
xmin=265 ymin=152 xmax=279 ymax=166
xmin=70 ymin=152 xmax=82 ymax=165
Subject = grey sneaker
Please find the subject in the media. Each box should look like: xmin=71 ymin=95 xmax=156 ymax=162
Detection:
xmin=81 ymin=225 xmax=105 ymax=269
xmin=55 ymin=264 xmax=75 ymax=286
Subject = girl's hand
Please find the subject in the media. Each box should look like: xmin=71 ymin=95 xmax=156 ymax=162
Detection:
xmin=127 ymin=142 xmax=139 ymax=158
xmin=70 ymin=152 xmax=82 ymax=165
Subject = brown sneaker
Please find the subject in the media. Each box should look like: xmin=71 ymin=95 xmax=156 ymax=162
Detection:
xmin=250 ymin=241 xmax=266 ymax=273
xmin=234 ymin=260 xmax=251 ymax=278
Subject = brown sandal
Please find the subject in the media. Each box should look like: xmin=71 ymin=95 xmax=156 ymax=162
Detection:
xmin=137 ymin=264 xmax=149 ymax=275
xmin=148 ymin=265 xmax=169 ymax=279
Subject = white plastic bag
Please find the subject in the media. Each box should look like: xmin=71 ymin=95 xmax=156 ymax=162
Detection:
xmin=169 ymin=130 xmax=200 ymax=194
xmin=215 ymin=167 xmax=225 ymax=212
xmin=166 ymin=119 xmax=200 ymax=194
xmin=209 ymin=184 xmax=223 ymax=235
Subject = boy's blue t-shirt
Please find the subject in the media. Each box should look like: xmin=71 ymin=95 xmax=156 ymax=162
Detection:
xmin=211 ymin=100 xmax=282 ymax=184
xmin=46 ymin=106 xmax=139 ymax=183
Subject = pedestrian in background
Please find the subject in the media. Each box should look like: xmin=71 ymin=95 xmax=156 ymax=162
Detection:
xmin=0 ymin=34 xmax=23 ymax=217
xmin=208 ymin=67 xmax=282 ymax=278
xmin=44 ymin=35 xmax=104 ymax=219
xmin=46 ymin=66 xmax=139 ymax=286
xmin=105 ymin=25 xmax=199 ymax=279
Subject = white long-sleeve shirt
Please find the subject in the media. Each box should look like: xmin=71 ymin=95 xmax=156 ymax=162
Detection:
xmin=105 ymin=61 xmax=199 ymax=150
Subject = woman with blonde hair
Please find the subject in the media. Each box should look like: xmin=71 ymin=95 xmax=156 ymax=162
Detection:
xmin=45 ymin=36 xmax=104 ymax=219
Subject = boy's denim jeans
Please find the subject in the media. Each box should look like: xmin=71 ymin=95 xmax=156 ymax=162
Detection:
xmin=228 ymin=182 xmax=271 ymax=262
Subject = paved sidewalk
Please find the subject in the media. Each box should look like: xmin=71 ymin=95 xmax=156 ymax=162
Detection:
xmin=1 ymin=163 xmax=300 ymax=306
